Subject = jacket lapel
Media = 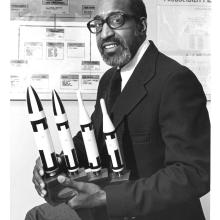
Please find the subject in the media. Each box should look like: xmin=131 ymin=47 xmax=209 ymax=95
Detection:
xmin=110 ymin=41 xmax=159 ymax=129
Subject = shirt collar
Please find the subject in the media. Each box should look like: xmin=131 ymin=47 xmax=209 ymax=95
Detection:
xmin=120 ymin=38 xmax=150 ymax=90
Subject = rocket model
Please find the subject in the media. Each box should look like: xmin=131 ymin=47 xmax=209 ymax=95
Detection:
xmin=52 ymin=90 xmax=79 ymax=175
xmin=76 ymin=91 xmax=102 ymax=175
xmin=100 ymin=98 xmax=124 ymax=174
xmin=26 ymin=86 xmax=59 ymax=177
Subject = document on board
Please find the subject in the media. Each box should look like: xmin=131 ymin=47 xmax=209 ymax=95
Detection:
xmin=10 ymin=60 xmax=28 ymax=93
xmin=46 ymin=28 xmax=65 ymax=40
xmin=41 ymin=0 xmax=69 ymax=14
xmin=157 ymin=0 xmax=211 ymax=99
xmin=81 ymin=61 xmax=100 ymax=71
xmin=60 ymin=74 xmax=79 ymax=90
xmin=81 ymin=74 xmax=100 ymax=90
xmin=24 ymin=42 xmax=43 ymax=59
xmin=67 ymin=43 xmax=85 ymax=58
xmin=30 ymin=74 xmax=50 ymax=90
xmin=46 ymin=42 xmax=64 ymax=60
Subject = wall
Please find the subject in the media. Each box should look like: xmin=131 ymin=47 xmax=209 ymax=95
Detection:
xmin=10 ymin=0 xmax=210 ymax=219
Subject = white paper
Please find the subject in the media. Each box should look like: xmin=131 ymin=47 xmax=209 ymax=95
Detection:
xmin=67 ymin=43 xmax=85 ymax=58
xmin=81 ymin=74 xmax=99 ymax=90
xmin=24 ymin=42 xmax=43 ymax=59
xmin=30 ymin=74 xmax=49 ymax=89
xmin=46 ymin=42 xmax=64 ymax=60
xmin=81 ymin=61 xmax=100 ymax=71
xmin=157 ymin=0 xmax=211 ymax=99
xmin=60 ymin=74 xmax=79 ymax=90
xmin=10 ymin=60 xmax=29 ymax=93
xmin=41 ymin=0 xmax=69 ymax=15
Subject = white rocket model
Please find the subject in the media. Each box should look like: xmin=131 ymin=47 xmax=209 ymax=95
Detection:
xmin=100 ymin=98 xmax=124 ymax=174
xmin=76 ymin=91 xmax=101 ymax=175
xmin=26 ymin=86 xmax=59 ymax=177
xmin=52 ymin=90 xmax=79 ymax=175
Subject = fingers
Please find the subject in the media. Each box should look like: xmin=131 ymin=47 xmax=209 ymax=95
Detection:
xmin=57 ymin=175 xmax=85 ymax=191
xmin=57 ymin=175 xmax=71 ymax=185
xmin=32 ymin=157 xmax=46 ymax=197
xmin=33 ymin=180 xmax=47 ymax=197
xmin=36 ymin=157 xmax=44 ymax=176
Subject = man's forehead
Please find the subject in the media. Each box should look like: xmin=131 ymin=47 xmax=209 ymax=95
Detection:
xmin=94 ymin=0 xmax=131 ymax=17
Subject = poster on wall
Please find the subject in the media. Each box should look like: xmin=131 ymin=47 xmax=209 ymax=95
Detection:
xmin=157 ymin=0 xmax=211 ymax=100
xmin=46 ymin=42 xmax=64 ymax=60
xmin=11 ymin=0 xmax=97 ymax=20
xmin=10 ymin=60 xmax=29 ymax=97
xmin=10 ymin=22 xmax=108 ymax=100
xmin=24 ymin=42 xmax=43 ymax=59
xmin=60 ymin=74 xmax=79 ymax=90
xmin=41 ymin=0 xmax=70 ymax=15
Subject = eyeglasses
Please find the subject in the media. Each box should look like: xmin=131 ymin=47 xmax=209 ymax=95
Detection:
xmin=87 ymin=12 xmax=140 ymax=34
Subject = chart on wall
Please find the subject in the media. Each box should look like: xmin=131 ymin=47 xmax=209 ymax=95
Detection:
xmin=10 ymin=0 xmax=97 ymax=20
xmin=157 ymin=0 xmax=211 ymax=100
xmin=10 ymin=22 xmax=109 ymax=100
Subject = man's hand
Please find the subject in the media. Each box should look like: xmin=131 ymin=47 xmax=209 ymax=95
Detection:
xmin=32 ymin=157 xmax=46 ymax=197
xmin=57 ymin=175 xmax=107 ymax=209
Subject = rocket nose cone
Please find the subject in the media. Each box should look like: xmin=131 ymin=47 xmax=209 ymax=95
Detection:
xmin=27 ymin=86 xmax=43 ymax=113
xmin=100 ymin=98 xmax=107 ymax=114
xmin=26 ymin=87 xmax=32 ymax=113
xmin=52 ymin=90 xmax=57 ymax=115
xmin=52 ymin=89 xmax=65 ymax=115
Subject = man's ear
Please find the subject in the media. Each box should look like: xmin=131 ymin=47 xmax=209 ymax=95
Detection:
xmin=137 ymin=17 xmax=147 ymax=33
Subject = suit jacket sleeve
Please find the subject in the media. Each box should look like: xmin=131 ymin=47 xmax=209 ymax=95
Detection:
xmin=104 ymin=68 xmax=210 ymax=217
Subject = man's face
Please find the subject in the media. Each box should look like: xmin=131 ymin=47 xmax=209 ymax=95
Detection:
xmin=95 ymin=0 xmax=142 ymax=67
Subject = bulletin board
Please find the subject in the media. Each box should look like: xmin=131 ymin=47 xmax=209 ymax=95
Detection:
xmin=10 ymin=0 xmax=98 ymax=20
xmin=157 ymin=0 xmax=211 ymax=100
xmin=10 ymin=21 xmax=109 ymax=100
xmin=10 ymin=0 xmax=212 ymax=100
xmin=10 ymin=0 xmax=110 ymax=100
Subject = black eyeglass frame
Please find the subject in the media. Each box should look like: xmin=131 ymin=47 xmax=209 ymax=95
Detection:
xmin=87 ymin=12 xmax=141 ymax=34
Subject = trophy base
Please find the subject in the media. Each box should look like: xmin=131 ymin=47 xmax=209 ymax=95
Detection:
xmin=44 ymin=168 xmax=88 ymax=206
xmin=87 ymin=169 xmax=130 ymax=187
xmin=109 ymin=169 xmax=131 ymax=184
xmin=69 ymin=167 xmax=88 ymax=181
xmin=87 ymin=168 xmax=109 ymax=187
xmin=76 ymin=169 xmax=130 ymax=220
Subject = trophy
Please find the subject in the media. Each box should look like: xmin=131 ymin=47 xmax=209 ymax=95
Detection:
xmin=26 ymin=87 xmax=130 ymax=207
xmin=100 ymin=98 xmax=130 ymax=183
xmin=27 ymin=87 xmax=87 ymax=206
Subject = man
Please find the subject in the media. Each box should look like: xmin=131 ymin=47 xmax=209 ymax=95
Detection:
xmin=27 ymin=0 xmax=210 ymax=219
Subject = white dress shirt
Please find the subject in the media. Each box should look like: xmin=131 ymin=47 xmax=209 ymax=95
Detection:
xmin=120 ymin=38 xmax=150 ymax=91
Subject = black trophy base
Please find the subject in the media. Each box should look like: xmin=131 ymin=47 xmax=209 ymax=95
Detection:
xmin=87 ymin=168 xmax=130 ymax=187
xmin=77 ymin=169 xmax=131 ymax=220
xmin=109 ymin=169 xmax=131 ymax=184
xmin=44 ymin=168 xmax=88 ymax=206
xmin=87 ymin=168 xmax=109 ymax=187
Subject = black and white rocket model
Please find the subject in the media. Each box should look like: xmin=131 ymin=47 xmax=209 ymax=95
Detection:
xmin=26 ymin=86 xmax=59 ymax=177
xmin=76 ymin=91 xmax=102 ymax=175
xmin=100 ymin=98 xmax=124 ymax=174
xmin=52 ymin=90 xmax=79 ymax=175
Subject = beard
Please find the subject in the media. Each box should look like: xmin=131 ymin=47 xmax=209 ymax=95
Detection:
xmin=97 ymin=35 xmax=132 ymax=67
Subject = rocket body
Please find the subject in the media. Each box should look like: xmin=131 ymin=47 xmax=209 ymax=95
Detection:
xmin=27 ymin=86 xmax=58 ymax=176
xmin=100 ymin=99 xmax=124 ymax=173
xmin=52 ymin=90 xmax=79 ymax=174
xmin=77 ymin=91 xmax=101 ymax=173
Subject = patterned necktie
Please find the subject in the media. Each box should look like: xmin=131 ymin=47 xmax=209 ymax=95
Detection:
xmin=108 ymin=68 xmax=122 ymax=112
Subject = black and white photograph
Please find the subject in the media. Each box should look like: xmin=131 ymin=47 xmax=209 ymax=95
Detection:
xmin=3 ymin=0 xmax=220 ymax=219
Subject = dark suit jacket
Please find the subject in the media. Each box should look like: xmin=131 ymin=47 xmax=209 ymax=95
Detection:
xmin=74 ymin=41 xmax=210 ymax=220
